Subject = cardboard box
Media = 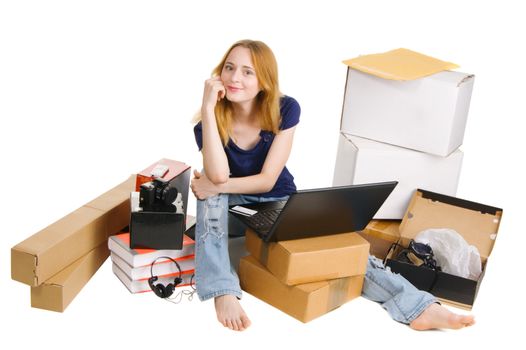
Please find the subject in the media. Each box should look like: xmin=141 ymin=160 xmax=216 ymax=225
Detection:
xmin=385 ymin=189 xmax=502 ymax=309
xmin=30 ymin=242 xmax=109 ymax=312
xmin=245 ymin=229 xmax=369 ymax=285
xmin=333 ymin=133 xmax=463 ymax=219
xmin=239 ymin=256 xmax=364 ymax=323
xmin=340 ymin=49 xmax=474 ymax=156
xmin=11 ymin=175 xmax=135 ymax=286
xmin=358 ymin=220 xmax=400 ymax=259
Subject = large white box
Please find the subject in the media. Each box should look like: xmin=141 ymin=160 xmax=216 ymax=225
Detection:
xmin=333 ymin=133 xmax=463 ymax=219
xmin=340 ymin=68 xmax=474 ymax=156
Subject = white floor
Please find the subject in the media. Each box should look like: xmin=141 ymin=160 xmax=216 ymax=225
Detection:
xmin=2 ymin=1 xmax=524 ymax=348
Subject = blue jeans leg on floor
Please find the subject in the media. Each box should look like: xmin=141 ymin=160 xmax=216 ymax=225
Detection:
xmin=194 ymin=193 xmax=288 ymax=302
xmin=362 ymin=255 xmax=438 ymax=324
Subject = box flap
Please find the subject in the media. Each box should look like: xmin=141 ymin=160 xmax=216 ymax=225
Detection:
xmin=342 ymin=48 xmax=459 ymax=80
xmin=364 ymin=220 xmax=401 ymax=242
xmin=138 ymin=159 xmax=190 ymax=180
xmin=400 ymin=189 xmax=502 ymax=259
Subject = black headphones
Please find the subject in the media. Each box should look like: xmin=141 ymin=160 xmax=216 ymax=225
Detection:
xmin=148 ymin=256 xmax=183 ymax=298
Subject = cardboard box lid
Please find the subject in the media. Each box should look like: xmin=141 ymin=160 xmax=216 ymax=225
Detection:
xmin=342 ymin=48 xmax=459 ymax=80
xmin=400 ymin=189 xmax=503 ymax=259
xmin=138 ymin=158 xmax=190 ymax=179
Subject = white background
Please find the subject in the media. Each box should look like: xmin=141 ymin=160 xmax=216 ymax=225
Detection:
xmin=1 ymin=0 xmax=524 ymax=347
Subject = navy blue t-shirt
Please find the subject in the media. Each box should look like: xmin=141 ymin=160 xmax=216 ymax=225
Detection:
xmin=193 ymin=95 xmax=300 ymax=198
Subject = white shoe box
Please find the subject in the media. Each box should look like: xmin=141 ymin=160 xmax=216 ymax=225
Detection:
xmin=340 ymin=68 xmax=474 ymax=157
xmin=333 ymin=133 xmax=463 ymax=219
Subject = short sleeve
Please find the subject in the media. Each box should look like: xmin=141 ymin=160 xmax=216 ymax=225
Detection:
xmin=279 ymin=96 xmax=301 ymax=131
xmin=193 ymin=122 xmax=203 ymax=151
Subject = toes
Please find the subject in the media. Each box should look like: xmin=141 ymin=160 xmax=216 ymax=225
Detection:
xmin=241 ymin=315 xmax=252 ymax=329
xmin=234 ymin=318 xmax=244 ymax=331
xmin=226 ymin=319 xmax=235 ymax=330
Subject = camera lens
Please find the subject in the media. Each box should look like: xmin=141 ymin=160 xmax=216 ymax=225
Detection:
xmin=156 ymin=185 xmax=178 ymax=205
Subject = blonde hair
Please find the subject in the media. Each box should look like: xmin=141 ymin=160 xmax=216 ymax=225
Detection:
xmin=195 ymin=39 xmax=281 ymax=146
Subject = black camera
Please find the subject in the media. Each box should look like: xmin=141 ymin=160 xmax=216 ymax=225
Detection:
xmin=139 ymin=178 xmax=179 ymax=212
xmin=396 ymin=240 xmax=441 ymax=271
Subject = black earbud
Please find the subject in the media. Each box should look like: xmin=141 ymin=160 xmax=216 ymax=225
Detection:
xmin=148 ymin=256 xmax=183 ymax=299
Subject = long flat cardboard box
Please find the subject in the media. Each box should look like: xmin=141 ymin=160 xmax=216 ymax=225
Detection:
xmin=11 ymin=175 xmax=135 ymax=286
xmin=239 ymin=255 xmax=364 ymax=323
xmin=245 ymin=229 xmax=369 ymax=285
xmin=30 ymin=242 xmax=109 ymax=312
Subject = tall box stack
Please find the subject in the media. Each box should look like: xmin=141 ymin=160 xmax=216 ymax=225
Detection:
xmin=333 ymin=48 xmax=474 ymax=219
xmin=239 ymin=229 xmax=369 ymax=322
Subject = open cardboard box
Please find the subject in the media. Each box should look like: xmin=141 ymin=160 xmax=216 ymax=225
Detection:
xmin=385 ymin=189 xmax=502 ymax=309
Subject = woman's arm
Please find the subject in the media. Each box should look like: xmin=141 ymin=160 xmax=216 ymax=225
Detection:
xmin=201 ymin=77 xmax=230 ymax=184
xmin=191 ymin=126 xmax=297 ymax=199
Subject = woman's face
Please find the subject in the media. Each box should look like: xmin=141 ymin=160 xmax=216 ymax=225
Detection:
xmin=220 ymin=46 xmax=261 ymax=105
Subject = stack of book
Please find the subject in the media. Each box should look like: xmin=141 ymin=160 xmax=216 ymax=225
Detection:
xmin=108 ymin=227 xmax=196 ymax=294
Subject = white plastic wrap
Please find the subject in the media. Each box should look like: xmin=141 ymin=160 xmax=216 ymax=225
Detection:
xmin=414 ymin=228 xmax=482 ymax=280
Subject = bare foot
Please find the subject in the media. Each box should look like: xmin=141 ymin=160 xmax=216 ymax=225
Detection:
xmin=214 ymin=295 xmax=251 ymax=331
xmin=410 ymin=303 xmax=475 ymax=330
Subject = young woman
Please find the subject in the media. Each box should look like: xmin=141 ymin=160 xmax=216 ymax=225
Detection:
xmin=190 ymin=39 xmax=475 ymax=332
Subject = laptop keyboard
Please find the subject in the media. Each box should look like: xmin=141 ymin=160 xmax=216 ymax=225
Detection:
xmin=244 ymin=209 xmax=282 ymax=234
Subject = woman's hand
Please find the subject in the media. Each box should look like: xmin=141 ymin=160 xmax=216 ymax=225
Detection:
xmin=190 ymin=169 xmax=223 ymax=200
xmin=202 ymin=77 xmax=226 ymax=112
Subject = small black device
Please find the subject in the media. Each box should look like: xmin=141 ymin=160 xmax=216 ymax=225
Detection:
xmin=140 ymin=178 xmax=178 ymax=212
xmin=148 ymin=256 xmax=183 ymax=298
xmin=396 ymin=240 xmax=441 ymax=271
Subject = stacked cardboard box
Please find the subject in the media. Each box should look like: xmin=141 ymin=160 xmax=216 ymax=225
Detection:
xmin=11 ymin=175 xmax=136 ymax=312
xmin=333 ymin=48 xmax=474 ymax=220
xmin=239 ymin=229 xmax=369 ymax=322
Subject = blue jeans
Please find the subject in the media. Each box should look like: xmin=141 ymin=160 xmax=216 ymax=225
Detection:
xmin=194 ymin=193 xmax=437 ymax=324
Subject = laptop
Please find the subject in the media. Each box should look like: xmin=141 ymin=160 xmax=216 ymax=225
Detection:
xmin=229 ymin=181 xmax=397 ymax=242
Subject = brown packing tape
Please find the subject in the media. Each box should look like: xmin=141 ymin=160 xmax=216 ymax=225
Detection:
xmin=31 ymin=242 xmax=109 ymax=312
xmin=245 ymin=229 xmax=270 ymax=266
xmin=327 ymin=276 xmax=351 ymax=311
